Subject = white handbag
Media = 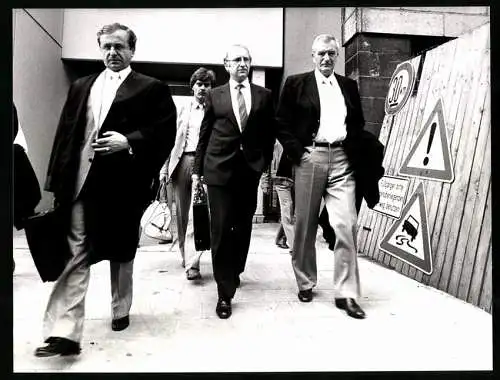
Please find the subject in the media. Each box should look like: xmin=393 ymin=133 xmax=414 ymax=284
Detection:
xmin=140 ymin=179 xmax=172 ymax=241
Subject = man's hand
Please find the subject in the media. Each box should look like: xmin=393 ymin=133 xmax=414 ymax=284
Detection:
xmin=92 ymin=131 xmax=129 ymax=155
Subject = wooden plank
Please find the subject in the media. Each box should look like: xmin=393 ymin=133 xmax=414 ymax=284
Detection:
xmin=467 ymin=186 xmax=492 ymax=306
xmin=384 ymin=54 xmax=436 ymax=269
xmin=412 ymin=33 xmax=461 ymax=282
xmin=427 ymin=33 xmax=488 ymax=288
xmin=417 ymin=34 xmax=465 ymax=284
xmin=435 ymin=43 xmax=490 ymax=293
xmin=478 ymin=238 xmax=492 ymax=312
xmin=456 ymin=132 xmax=490 ymax=300
xmin=392 ymin=46 xmax=444 ymax=273
xmin=447 ymin=90 xmax=490 ymax=297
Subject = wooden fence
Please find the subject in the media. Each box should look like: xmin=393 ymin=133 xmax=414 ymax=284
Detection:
xmin=356 ymin=23 xmax=491 ymax=312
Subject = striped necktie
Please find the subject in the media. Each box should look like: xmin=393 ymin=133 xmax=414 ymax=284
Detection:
xmin=236 ymin=83 xmax=248 ymax=131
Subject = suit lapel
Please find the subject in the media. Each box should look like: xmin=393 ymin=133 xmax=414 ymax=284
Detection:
xmin=77 ymin=74 xmax=99 ymax=125
xmin=249 ymin=84 xmax=259 ymax=116
xmin=219 ymin=83 xmax=240 ymax=133
xmin=304 ymin=71 xmax=320 ymax=116
xmin=112 ymin=70 xmax=138 ymax=105
xmin=334 ymin=73 xmax=354 ymax=110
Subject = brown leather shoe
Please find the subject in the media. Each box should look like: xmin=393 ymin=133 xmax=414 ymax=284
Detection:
xmin=34 ymin=337 xmax=81 ymax=357
xmin=112 ymin=315 xmax=130 ymax=331
xmin=216 ymin=298 xmax=232 ymax=319
xmin=335 ymin=298 xmax=366 ymax=319
xmin=298 ymin=288 xmax=313 ymax=302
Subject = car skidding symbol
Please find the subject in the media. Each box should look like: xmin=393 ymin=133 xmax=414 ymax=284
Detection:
xmin=402 ymin=215 xmax=419 ymax=241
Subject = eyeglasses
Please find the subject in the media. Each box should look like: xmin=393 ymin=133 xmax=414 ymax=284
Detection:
xmin=226 ymin=56 xmax=251 ymax=64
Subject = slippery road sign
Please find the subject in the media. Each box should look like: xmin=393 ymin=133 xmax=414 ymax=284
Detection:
xmin=379 ymin=182 xmax=433 ymax=274
xmin=399 ymin=99 xmax=454 ymax=182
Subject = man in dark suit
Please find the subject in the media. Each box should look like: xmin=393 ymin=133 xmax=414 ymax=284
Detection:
xmin=193 ymin=44 xmax=275 ymax=319
xmin=34 ymin=23 xmax=177 ymax=357
xmin=276 ymin=34 xmax=367 ymax=319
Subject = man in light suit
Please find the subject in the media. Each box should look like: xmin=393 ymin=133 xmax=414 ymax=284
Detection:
xmin=276 ymin=34 xmax=369 ymax=319
xmin=160 ymin=67 xmax=216 ymax=279
xmin=193 ymin=45 xmax=276 ymax=319
xmin=34 ymin=23 xmax=177 ymax=357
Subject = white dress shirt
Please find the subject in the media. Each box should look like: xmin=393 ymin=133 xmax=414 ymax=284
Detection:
xmin=90 ymin=66 xmax=132 ymax=128
xmin=183 ymin=100 xmax=205 ymax=152
xmin=229 ymin=78 xmax=251 ymax=132
xmin=314 ymin=69 xmax=347 ymax=143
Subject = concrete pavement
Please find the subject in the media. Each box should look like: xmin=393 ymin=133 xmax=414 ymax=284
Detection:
xmin=13 ymin=223 xmax=492 ymax=372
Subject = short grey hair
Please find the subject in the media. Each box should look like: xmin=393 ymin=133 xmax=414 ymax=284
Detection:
xmin=312 ymin=34 xmax=340 ymax=53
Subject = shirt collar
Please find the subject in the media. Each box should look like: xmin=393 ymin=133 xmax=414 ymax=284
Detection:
xmin=105 ymin=66 xmax=132 ymax=81
xmin=229 ymin=78 xmax=250 ymax=90
xmin=314 ymin=68 xmax=336 ymax=86
xmin=191 ymin=98 xmax=204 ymax=109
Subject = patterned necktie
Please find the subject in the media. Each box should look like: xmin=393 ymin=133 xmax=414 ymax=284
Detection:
xmin=236 ymin=83 xmax=248 ymax=131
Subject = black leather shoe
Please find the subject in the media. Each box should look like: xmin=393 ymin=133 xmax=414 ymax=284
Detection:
xmin=276 ymin=241 xmax=289 ymax=249
xmin=112 ymin=315 xmax=130 ymax=331
xmin=34 ymin=337 xmax=81 ymax=357
xmin=335 ymin=298 xmax=366 ymax=319
xmin=216 ymin=298 xmax=232 ymax=319
xmin=298 ymin=289 xmax=313 ymax=302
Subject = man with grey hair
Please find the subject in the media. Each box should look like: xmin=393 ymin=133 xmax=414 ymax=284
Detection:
xmin=193 ymin=44 xmax=276 ymax=319
xmin=34 ymin=22 xmax=177 ymax=357
xmin=276 ymin=33 xmax=370 ymax=319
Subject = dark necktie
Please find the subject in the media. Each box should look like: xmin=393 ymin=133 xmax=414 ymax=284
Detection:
xmin=236 ymin=83 xmax=248 ymax=131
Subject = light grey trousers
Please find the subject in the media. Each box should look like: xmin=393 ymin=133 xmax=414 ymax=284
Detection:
xmin=42 ymin=200 xmax=134 ymax=343
xmin=172 ymin=153 xmax=205 ymax=270
xmin=292 ymin=146 xmax=361 ymax=299
xmin=275 ymin=178 xmax=295 ymax=250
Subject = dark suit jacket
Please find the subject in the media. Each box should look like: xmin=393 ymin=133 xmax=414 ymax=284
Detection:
xmin=193 ymin=82 xmax=275 ymax=185
xmin=45 ymin=70 xmax=177 ymax=263
xmin=276 ymin=71 xmax=383 ymax=209
xmin=13 ymin=104 xmax=41 ymax=229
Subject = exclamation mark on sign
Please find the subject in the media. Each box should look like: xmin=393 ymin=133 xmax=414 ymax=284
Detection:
xmin=423 ymin=122 xmax=437 ymax=166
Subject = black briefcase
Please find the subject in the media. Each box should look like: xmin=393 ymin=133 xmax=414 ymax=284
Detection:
xmin=23 ymin=207 xmax=71 ymax=282
xmin=192 ymin=185 xmax=211 ymax=251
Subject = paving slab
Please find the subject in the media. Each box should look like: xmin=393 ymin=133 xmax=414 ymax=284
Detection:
xmin=12 ymin=223 xmax=492 ymax=372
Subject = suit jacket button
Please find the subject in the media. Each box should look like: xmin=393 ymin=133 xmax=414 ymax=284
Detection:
xmin=312 ymin=133 xmax=316 ymax=138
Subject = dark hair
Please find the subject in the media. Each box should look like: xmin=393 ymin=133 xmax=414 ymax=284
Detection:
xmin=189 ymin=67 xmax=216 ymax=88
xmin=97 ymin=23 xmax=137 ymax=51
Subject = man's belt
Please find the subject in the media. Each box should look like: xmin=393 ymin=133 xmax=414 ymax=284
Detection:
xmin=312 ymin=140 xmax=344 ymax=148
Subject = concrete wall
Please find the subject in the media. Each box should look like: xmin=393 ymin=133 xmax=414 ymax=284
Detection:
xmin=343 ymin=6 xmax=490 ymax=44
xmin=13 ymin=9 xmax=71 ymax=211
xmin=62 ymin=9 xmax=283 ymax=67
xmin=283 ymin=8 xmax=344 ymax=82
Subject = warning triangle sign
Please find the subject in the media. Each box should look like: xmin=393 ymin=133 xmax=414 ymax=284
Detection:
xmin=379 ymin=182 xmax=433 ymax=274
xmin=399 ymin=99 xmax=454 ymax=182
